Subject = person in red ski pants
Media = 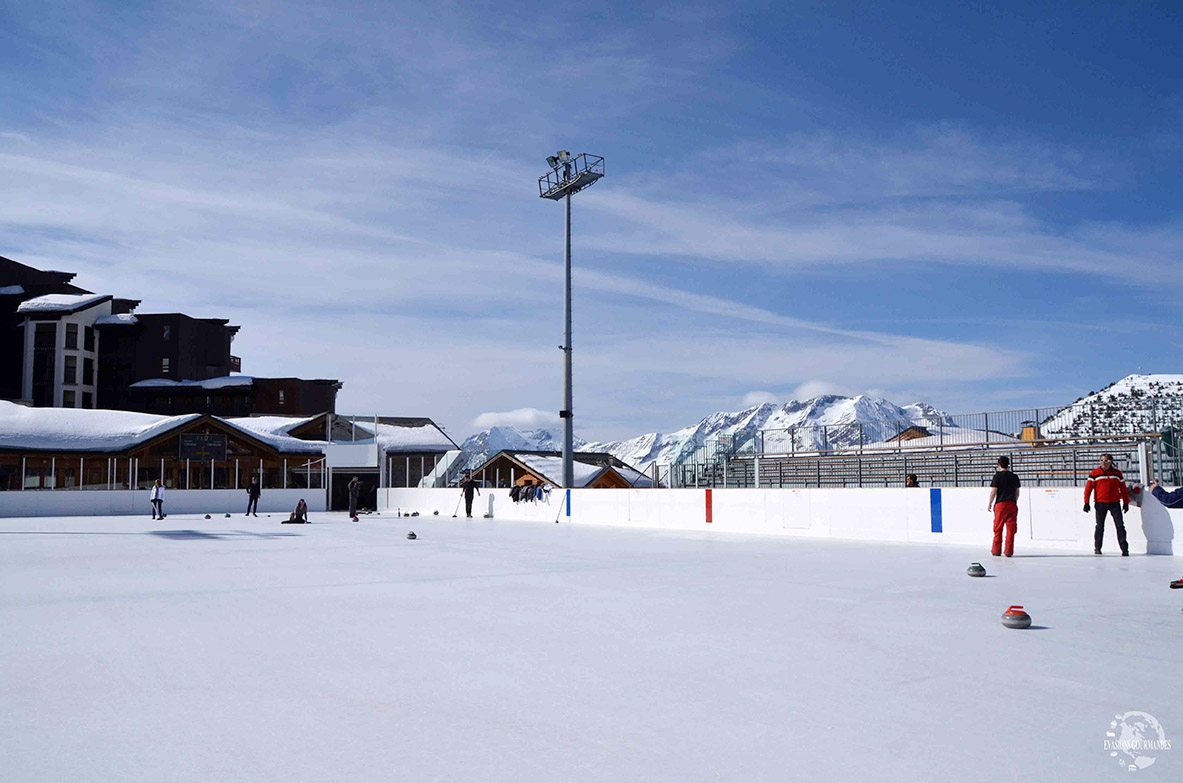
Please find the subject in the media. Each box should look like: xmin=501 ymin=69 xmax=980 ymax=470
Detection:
xmin=988 ymin=455 xmax=1021 ymax=557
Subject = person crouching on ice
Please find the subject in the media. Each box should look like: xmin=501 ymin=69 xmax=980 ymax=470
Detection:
xmin=988 ymin=456 xmax=1021 ymax=557
xmin=289 ymin=499 xmax=308 ymax=524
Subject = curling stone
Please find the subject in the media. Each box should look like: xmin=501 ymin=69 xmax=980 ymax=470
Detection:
xmin=967 ymin=562 xmax=986 ymax=577
xmin=351 ymin=515 xmax=358 ymax=522
xmin=483 ymin=513 xmax=491 ymax=518
xmin=204 ymin=514 xmax=211 ymax=519
xmin=433 ymin=510 xmax=439 ymax=516
xmin=407 ymin=531 xmax=417 ymax=540
xmin=1170 ymin=578 xmax=1183 ymax=590
xmin=412 ymin=511 xmax=419 ymax=517
xmin=224 ymin=513 xmax=231 ymax=518
xmin=1001 ymin=605 xmax=1031 ymax=629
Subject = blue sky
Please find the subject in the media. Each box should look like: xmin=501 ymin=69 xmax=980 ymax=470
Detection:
xmin=1 ymin=0 xmax=1180 ymax=440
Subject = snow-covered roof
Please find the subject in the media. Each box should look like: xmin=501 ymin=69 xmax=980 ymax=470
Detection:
xmin=130 ymin=376 xmax=254 ymax=389
xmin=215 ymin=418 xmax=323 ymax=454
xmin=16 ymin=293 xmax=109 ymax=313
xmin=0 ymin=400 xmax=199 ymax=452
xmin=509 ymin=454 xmax=652 ymax=488
xmin=515 ymin=455 xmax=606 ymax=488
xmin=95 ymin=313 xmax=139 ymax=326
xmin=0 ymin=400 xmax=323 ymax=454
xmin=0 ymin=284 xmax=24 ymax=295
xmin=370 ymin=421 xmax=455 ymax=453
xmin=227 ymin=415 xmax=319 ymax=437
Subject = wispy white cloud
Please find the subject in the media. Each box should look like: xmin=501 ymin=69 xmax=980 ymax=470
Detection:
xmin=472 ymin=408 xmax=559 ymax=430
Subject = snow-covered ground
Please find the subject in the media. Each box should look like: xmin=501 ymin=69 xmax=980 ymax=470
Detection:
xmin=2 ymin=513 xmax=1181 ymax=781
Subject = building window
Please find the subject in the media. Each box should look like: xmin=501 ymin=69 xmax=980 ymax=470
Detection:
xmin=278 ymin=389 xmax=285 ymax=406
xmin=83 ymin=357 xmax=94 ymax=385
xmin=63 ymin=390 xmax=76 ymax=408
xmin=65 ymin=323 xmax=78 ymax=349
xmin=84 ymin=326 xmax=95 ymax=351
xmin=82 ymin=391 xmax=93 ymax=409
xmin=64 ymin=355 xmax=77 ymax=384
xmin=34 ymin=322 xmax=56 ymax=349
xmin=161 ymin=357 xmax=170 ymax=374
xmin=163 ymin=324 xmax=171 ymax=340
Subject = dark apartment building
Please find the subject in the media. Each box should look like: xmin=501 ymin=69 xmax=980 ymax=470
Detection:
xmin=3 ymin=256 xmax=340 ymax=416
xmin=96 ymin=313 xmax=241 ymax=408
xmin=0 ymin=256 xmax=90 ymax=400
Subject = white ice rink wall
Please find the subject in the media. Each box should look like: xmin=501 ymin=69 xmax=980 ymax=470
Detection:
xmin=0 ymin=488 xmax=324 ymax=518
xmin=382 ymin=486 xmax=1181 ymax=556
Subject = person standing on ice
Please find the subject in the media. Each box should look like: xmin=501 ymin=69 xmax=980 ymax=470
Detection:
xmin=987 ymin=456 xmax=1020 ymax=557
xmin=246 ymin=475 xmax=261 ymax=517
xmin=460 ymin=472 xmax=480 ymax=518
xmin=1084 ymin=453 xmax=1129 ymax=556
xmin=347 ymin=476 xmax=361 ymax=519
xmin=150 ymin=479 xmax=165 ymax=520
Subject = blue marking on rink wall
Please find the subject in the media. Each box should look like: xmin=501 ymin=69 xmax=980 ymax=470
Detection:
xmin=930 ymin=488 xmax=943 ymax=533
xmin=566 ymin=489 xmax=571 ymax=518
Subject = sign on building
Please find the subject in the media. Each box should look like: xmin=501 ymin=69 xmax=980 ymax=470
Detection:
xmin=179 ymin=433 xmax=228 ymax=462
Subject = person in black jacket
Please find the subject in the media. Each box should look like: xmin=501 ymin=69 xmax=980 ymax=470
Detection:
xmin=460 ymin=472 xmax=480 ymax=518
xmin=246 ymin=475 xmax=261 ymax=516
xmin=348 ymin=476 xmax=362 ymax=519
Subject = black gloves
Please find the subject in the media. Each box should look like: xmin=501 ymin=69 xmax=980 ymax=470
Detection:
xmin=1083 ymin=502 xmax=1090 ymax=513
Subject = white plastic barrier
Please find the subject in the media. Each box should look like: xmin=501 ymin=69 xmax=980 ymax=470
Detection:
xmin=0 ymin=488 xmax=325 ymax=519
xmin=381 ymin=486 xmax=1181 ymax=556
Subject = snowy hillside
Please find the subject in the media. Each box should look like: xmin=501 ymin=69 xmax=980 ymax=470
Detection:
xmin=459 ymin=426 xmax=588 ymax=470
xmin=462 ymin=394 xmax=953 ymax=472
xmin=1041 ymin=374 xmax=1183 ymax=437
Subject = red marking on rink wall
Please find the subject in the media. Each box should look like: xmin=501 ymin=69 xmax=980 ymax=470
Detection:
xmin=705 ymin=489 xmax=713 ymax=523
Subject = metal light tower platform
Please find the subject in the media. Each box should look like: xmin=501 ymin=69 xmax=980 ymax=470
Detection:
xmin=538 ymin=153 xmax=604 ymax=200
xmin=537 ymin=151 xmax=605 ymax=489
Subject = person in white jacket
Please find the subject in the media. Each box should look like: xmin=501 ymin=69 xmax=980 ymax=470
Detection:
xmin=150 ymin=479 xmax=165 ymax=520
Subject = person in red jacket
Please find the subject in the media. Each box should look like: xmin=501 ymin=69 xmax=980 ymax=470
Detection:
xmin=1084 ymin=453 xmax=1129 ymax=556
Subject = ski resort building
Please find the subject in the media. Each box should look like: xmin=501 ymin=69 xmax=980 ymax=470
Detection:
xmin=0 ymin=404 xmax=460 ymax=515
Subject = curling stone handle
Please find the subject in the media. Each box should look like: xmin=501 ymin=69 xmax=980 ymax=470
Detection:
xmin=1006 ymin=605 xmax=1025 ymax=612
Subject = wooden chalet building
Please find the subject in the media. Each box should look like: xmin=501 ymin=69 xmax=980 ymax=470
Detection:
xmin=470 ymin=450 xmax=653 ymax=489
xmin=0 ymin=402 xmax=324 ymax=492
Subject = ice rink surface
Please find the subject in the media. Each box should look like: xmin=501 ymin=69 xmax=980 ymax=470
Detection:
xmin=2 ymin=511 xmax=1181 ymax=782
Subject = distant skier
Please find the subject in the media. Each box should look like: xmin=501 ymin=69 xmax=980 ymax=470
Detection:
xmin=246 ymin=475 xmax=261 ymax=517
xmin=460 ymin=472 xmax=480 ymax=518
xmin=348 ymin=476 xmax=361 ymax=519
xmin=987 ymin=456 xmax=1020 ymax=557
xmin=1084 ymin=454 xmax=1129 ymax=555
xmin=1149 ymin=479 xmax=1183 ymax=509
xmin=150 ymin=479 xmax=166 ymax=520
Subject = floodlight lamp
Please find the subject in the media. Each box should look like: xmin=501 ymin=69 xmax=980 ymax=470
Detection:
xmin=546 ymin=155 xmax=559 ymax=168
xmin=557 ymin=150 xmax=571 ymax=162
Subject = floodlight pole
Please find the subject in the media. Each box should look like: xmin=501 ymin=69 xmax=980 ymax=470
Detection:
xmin=538 ymin=152 xmax=604 ymax=490
xmin=562 ymin=182 xmax=574 ymax=490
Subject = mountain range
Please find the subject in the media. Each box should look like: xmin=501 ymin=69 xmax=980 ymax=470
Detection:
xmin=457 ymin=375 xmax=1183 ymax=472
